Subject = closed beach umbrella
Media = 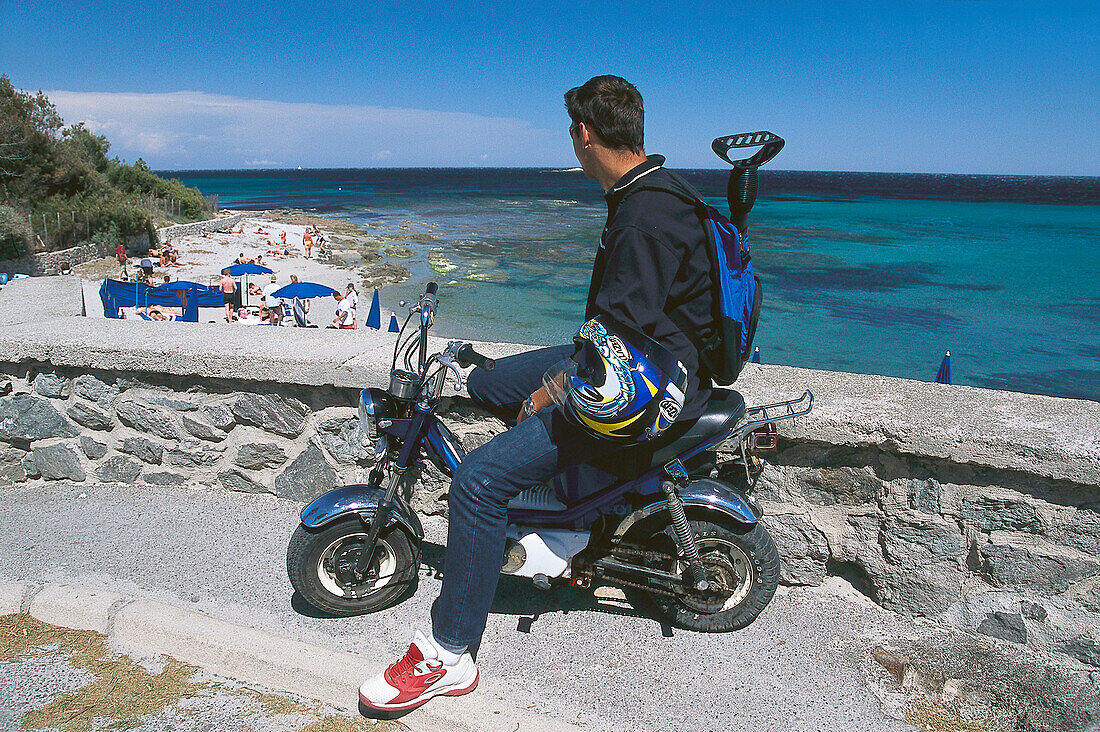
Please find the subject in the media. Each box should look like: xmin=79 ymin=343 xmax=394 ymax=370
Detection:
xmin=388 ymin=312 xmax=400 ymax=332
xmin=750 ymin=346 xmax=761 ymax=364
xmin=366 ymin=288 xmax=382 ymax=330
xmin=272 ymin=282 xmax=338 ymax=300
xmin=936 ymin=351 xmax=952 ymax=384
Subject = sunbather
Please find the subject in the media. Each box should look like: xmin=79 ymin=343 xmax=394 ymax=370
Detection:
xmin=136 ymin=305 xmax=182 ymax=321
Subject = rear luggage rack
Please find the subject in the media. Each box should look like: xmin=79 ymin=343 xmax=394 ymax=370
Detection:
xmin=713 ymin=390 xmax=813 ymax=452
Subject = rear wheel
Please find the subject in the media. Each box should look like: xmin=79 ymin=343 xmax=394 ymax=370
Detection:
xmin=287 ymin=515 xmax=419 ymax=616
xmin=623 ymin=519 xmax=779 ymax=632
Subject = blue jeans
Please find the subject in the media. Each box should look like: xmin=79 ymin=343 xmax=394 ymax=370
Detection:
xmin=431 ymin=345 xmax=606 ymax=653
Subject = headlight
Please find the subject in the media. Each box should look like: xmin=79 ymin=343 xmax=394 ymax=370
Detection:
xmin=358 ymin=388 xmax=378 ymax=438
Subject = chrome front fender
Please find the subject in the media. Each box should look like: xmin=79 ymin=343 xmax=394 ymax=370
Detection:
xmin=299 ymin=484 xmax=424 ymax=541
xmin=611 ymin=478 xmax=760 ymax=542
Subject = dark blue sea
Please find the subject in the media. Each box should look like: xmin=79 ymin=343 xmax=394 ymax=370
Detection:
xmin=172 ymin=168 xmax=1100 ymax=402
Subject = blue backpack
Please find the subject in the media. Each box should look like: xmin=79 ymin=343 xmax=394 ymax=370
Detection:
xmin=631 ymin=171 xmax=762 ymax=386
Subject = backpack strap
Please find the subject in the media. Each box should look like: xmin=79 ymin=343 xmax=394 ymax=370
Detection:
xmin=617 ymin=171 xmax=724 ymax=376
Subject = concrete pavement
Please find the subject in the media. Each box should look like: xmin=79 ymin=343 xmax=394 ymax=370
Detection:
xmin=0 ymin=480 xmax=918 ymax=732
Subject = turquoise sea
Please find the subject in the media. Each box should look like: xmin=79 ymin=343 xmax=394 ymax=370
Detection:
xmin=173 ymin=169 xmax=1100 ymax=402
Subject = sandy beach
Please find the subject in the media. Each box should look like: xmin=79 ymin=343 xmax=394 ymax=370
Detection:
xmin=75 ymin=210 xmax=411 ymax=326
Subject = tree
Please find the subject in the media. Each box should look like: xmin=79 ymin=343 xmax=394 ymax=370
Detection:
xmin=0 ymin=75 xmax=211 ymax=256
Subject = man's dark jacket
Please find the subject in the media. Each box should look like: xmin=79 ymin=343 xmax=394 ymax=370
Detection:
xmin=585 ymin=154 xmax=714 ymax=422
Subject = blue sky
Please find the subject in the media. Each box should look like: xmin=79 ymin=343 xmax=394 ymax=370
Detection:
xmin=2 ymin=1 xmax=1096 ymax=173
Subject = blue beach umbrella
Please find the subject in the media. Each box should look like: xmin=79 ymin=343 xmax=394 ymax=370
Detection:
xmin=366 ymin=289 xmax=382 ymax=330
xmin=272 ymin=282 xmax=338 ymax=300
xmin=224 ymin=262 xmax=274 ymax=309
xmin=388 ymin=312 xmax=400 ymax=332
xmin=936 ymin=351 xmax=952 ymax=384
xmin=750 ymin=346 xmax=761 ymax=364
xmin=225 ymin=262 xmax=274 ymax=276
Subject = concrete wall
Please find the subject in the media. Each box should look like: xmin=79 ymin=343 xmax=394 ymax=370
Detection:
xmin=0 ymin=275 xmax=1096 ymax=675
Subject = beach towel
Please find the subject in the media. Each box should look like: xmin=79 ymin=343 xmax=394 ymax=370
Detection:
xmin=292 ymin=297 xmax=314 ymax=327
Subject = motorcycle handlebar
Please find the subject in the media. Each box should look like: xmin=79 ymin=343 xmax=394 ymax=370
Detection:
xmin=420 ymin=280 xmax=437 ymax=310
xmin=456 ymin=343 xmax=495 ymax=372
xmin=417 ymin=282 xmax=439 ymax=372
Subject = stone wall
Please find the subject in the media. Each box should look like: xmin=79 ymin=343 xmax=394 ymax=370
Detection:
xmin=0 ymin=364 xmax=372 ymax=506
xmin=0 ymin=233 xmax=149 ymax=278
xmin=755 ymin=444 xmax=1099 ymax=669
xmin=157 ymin=212 xmax=249 ymax=243
xmin=0 ymin=357 xmax=1095 ymax=674
xmin=0 ymin=212 xmax=248 ymax=278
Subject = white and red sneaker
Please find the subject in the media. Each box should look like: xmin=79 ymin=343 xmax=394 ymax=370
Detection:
xmin=358 ymin=630 xmax=479 ymax=715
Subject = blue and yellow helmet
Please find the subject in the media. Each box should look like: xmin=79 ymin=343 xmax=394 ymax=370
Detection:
xmin=564 ymin=316 xmax=688 ymax=443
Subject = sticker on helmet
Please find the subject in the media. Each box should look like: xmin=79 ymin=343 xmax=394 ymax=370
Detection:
xmin=659 ymin=397 xmax=681 ymax=422
xmin=606 ymin=335 xmax=630 ymax=365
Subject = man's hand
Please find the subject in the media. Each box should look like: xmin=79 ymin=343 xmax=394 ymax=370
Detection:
xmin=516 ymin=385 xmax=551 ymax=424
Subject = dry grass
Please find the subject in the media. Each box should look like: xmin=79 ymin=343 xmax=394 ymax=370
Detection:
xmin=2 ymin=613 xmax=206 ymax=731
xmin=0 ymin=613 xmax=401 ymax=731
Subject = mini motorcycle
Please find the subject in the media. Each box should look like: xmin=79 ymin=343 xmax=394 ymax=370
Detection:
xmin=287 ymin=132 xmax=812 ymax=631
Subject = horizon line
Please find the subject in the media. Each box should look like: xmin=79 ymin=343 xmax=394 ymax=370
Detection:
xmin=155 ymin=166 xmax=1100 ymax=180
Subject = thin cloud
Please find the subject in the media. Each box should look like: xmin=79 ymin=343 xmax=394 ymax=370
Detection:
xmin=46 ymin=90 xmax=559 ymax=169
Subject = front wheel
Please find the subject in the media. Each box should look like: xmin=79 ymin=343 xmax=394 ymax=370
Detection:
xmin=287 ymin=515 xmax=419 ymax=616
xmin=624 ymin=520 xmax=779 ymax=632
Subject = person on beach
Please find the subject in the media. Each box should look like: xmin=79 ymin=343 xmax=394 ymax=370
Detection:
xmin=358 ymin=75 xmax=716 ymax=715
xmin=261 ymin=274 xmax=283 ymax=325
xmin=332 ymin=292 xmax=356 ymax=329
xmin=136 ymin=304 xmax=181 ymax=320
xmin=303 ymin=231 xmax=313 ymax=258
xmin=115 ymin=241 xmax=128 ymax=279
xmin=220 ymin=268 xmax=237 ymax=323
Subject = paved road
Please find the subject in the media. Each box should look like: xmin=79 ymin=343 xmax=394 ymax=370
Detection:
xmin=0 ymin=481 xmax=916 ymax=732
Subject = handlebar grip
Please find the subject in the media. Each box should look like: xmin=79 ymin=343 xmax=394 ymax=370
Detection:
xmin=421 ymin=282 xmax=439 ymax=320
xmin=456 ymin=343 xmax=495 ymax=372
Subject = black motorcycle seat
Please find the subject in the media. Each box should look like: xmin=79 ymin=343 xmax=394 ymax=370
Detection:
xmin=645 ymin=389 xmax=746 ymax=468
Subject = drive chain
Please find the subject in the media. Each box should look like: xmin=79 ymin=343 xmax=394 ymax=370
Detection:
xmin=604 ymin=545 xmax=734 ymax=600
xmin=603 ymin=545 xmax=686 ymax=600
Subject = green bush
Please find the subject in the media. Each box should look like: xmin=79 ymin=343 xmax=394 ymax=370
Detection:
xmin=2 ymin=75 xmax=212 ymax=254
xmin=108 ymin=159 xmax=210 ymax=220
xmin=0 ymin=202 xmax=31 ymax=260
xmin=34 ymin=192 xmax=150 ymax=250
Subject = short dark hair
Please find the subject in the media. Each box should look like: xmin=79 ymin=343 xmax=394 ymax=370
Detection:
xmin=564 ymin=75 xmax=644 ymax=153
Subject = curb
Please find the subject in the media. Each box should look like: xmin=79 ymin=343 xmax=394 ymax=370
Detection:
xmin=3 ymin=581 xmax=577 ymax=732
